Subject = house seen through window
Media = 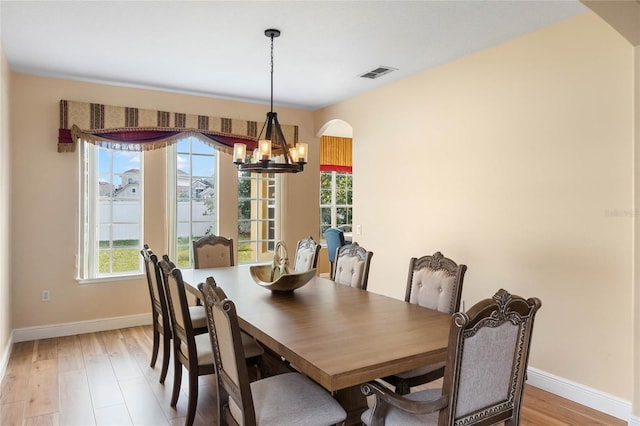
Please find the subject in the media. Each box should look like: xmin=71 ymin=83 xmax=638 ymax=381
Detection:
xmin=78 ymin=143 xmax=143 ymax=280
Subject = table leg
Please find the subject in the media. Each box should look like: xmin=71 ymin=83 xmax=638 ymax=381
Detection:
xmin=335 ymin=385 xmax=368 ymax=425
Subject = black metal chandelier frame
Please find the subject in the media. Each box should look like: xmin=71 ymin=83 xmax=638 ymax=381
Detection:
xmin=233 ymin=29 xmax=306 ymax=174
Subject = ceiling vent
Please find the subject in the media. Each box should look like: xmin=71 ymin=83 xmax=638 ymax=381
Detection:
xmin=359 ymin=66 xmax=397 ymax=80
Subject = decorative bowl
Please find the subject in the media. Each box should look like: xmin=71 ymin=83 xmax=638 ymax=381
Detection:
xmin=249 ymin=265 xmax=317 ymax=293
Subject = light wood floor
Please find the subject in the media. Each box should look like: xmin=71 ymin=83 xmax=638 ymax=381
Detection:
xmin=0 ymin=325 xmax=625 ymax=425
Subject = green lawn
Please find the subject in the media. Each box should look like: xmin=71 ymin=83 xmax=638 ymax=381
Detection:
xmin=100 ymin=239 xmax=256 ymax=272
xmin=99 ymin=249 xmax=140 ymax=273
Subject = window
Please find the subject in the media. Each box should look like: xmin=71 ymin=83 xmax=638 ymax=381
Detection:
xmin=78 ymin=142 xmax=143 ymax=280
xmin=320 ymin=171 xmax=353 ymax=238
xmin=238 ymin=171 xmax=278 ymax=264
xmin=169 ymin=137 xmax=217 ymax=268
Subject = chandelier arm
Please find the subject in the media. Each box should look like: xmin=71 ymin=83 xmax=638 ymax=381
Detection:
xmin=265 ymin=112 xmax=275 ymax=142
xmin=272 ymin=113 xmax=294 ymax=163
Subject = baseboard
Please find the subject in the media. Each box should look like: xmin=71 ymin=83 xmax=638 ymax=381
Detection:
xmin=0 ymin=330 xmax=14 ymax=383
xmin=6 ymin=317 xmax=638 ymax=423
xmin=527 ymin=366 xmax=631 ymax=421
xmin=12 ymin=313 xmax=151 ymax=343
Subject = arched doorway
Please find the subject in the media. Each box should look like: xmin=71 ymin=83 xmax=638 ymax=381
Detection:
xmin=315 ymin=119 xmax=354 ymax=275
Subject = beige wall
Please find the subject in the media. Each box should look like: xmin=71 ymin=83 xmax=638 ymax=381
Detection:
xmin=0 ymin=27 xmax=13 ymax=369
xmin=9 ymin=75 xmax=318 ymax=329
xmin=316 ymin=12 xmax=634 ymax=400
xmin=3 ymin=5 xmax=637 ymax=413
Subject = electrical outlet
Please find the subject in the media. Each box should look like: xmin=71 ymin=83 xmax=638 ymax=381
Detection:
xmin=42 ymin=290 xmax=51 ymax=302
xmin=356 ymin=224 xmax=362 ymax=235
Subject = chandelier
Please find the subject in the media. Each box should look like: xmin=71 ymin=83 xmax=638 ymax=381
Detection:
xmin=233 ymin=29 xmax=307 ymax=174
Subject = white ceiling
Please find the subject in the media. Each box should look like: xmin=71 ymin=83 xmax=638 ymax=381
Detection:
xmin=0 ymin=1 xmax=587 ymax=111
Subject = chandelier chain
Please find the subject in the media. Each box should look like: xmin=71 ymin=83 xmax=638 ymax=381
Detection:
xmin=270 ymin=33 xmax=274 ymax=114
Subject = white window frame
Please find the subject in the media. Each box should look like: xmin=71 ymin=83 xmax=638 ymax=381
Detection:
xmin=320 ymin=170 xmax=353 ymax=239
xmin=166 ymin=136 xmax=219 ymax=268
xmin=237 ymin=172 xmax=280 ymax=264
xmin=77 ymin=142 xmax=144 ymax=282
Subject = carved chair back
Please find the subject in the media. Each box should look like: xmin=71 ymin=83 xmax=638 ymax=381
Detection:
xmin=406 ymin=252 xmax=467 ymax=314
xmin=332 ymin=242 xmax=374 ymax=290
xmin=141 ymin=245 xmax=170 ymax=333
xmin=140 ymin=245 xmax=174 ymax=383
xmin=158 ymin=257 xmax=196 ymax=364
xmin=193 ymin=234 xmax=235 ymax=269
xmin=293 ymin=236 xmax=321 ymax=273
xmin=199 ymin=278 xmax=257 ymax=426
xmin=361 ymin=289 xmax=541 ymax=426
xmin=439 ymin=289 xmax=541 ymax=425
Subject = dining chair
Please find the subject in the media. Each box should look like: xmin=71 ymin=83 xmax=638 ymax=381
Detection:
xmin=159 ymin=258 xmax=266 ymax=426
xmin=324 ymin=227 xmax=346 ymax=277
xmin=158 ymin=256 xmax=216 ymax=426
xmin=332 ymin=242 xmax=373 ymax=290
xmin=140 ymin=245 xmax=172 ymax=383
xmin=198 ymin=278 xmax=348 ymax=426
xmin=293 ymin=236 xmax=321 ymax=273
xmin=199 ymin=276 xmax=266 ymax=379
xmin=380 ymin=252 xmax=467 ymax=394
xmin=193 ymin=234 xmax=235 ymax=269
xmin=361 ymin=288 xmax=542 ymax=426
xmin=140 ymin=245 xmax=208 ymax=384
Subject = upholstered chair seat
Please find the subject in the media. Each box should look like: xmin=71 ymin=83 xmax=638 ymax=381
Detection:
xmin=188 ymin=306 xmax=207 ymax=330
xmin=189 ymin=333 xmax=215 ymax=366
xmin=240 ymin=332 xmax=266 ymax=359
xmin=184 ymin=332 xmax=263 ymax=367
xmin=231 ymin=372 xmax=347 ymax=426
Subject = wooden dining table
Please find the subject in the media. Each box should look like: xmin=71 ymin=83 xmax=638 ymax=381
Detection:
xmin=179 ymin=264 xmax=451 ymax=424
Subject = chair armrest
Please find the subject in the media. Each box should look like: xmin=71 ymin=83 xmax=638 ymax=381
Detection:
xmin=361 ymin=381 xmax=448 ymax=415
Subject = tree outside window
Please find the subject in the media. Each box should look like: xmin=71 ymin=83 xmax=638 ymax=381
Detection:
xmin=320 ymin=171 xmax=353 ymax=239
xmin=174 ymin=137 xmax=217 ymax=267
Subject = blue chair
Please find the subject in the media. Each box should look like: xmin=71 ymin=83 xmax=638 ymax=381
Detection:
xmin=324 ymin=228 xmax=346 ymax=277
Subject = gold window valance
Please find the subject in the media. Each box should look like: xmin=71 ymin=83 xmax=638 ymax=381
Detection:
xmin=58 ymin=100 xmax=298 ymax=153
xmin=320 ymin=136 xmax=352 ymax=172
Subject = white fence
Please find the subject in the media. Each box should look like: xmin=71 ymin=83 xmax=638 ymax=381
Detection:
xmin=99 ymin=200 xmax=215 ymax=241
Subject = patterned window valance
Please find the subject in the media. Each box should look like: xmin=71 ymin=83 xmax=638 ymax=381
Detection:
xmin=320 ymin=135 xmax=352 ymax=172
xmin=57 ymin=99 xmax=299 ymax=153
